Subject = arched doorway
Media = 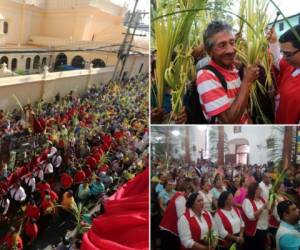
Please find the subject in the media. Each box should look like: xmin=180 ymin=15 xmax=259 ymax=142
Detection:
xmin=41 ymin=57 xmax=47 ymax=67
xmin=33 ymin=55 xmax=40 ymax=69
xmin=226 ymin=138 xmax=250 ymax=165
xmin=25 ymin=58 xmax=31 ymax=70
xmin=11 ymin=58 xmax=17 ymax=71
xmin=71 ymin=56 xmax=85 ymax=69
xmin=91 ymin=58 xmax=106 ymax=68
xmin=0 ymin=56 xmax=8 ymax=66
xmin=54 ymin=53 xmax=67 ymax=69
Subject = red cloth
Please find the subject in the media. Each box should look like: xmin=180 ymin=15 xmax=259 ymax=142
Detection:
xmin=36 ymin=182 xmax=51 ymax=196
xmin=242 ymin=197 xmax=265 ymax=236
xmin=33 ymin=115 xmax=44 ymax=134
xmin=51 ymin=190 xmax=58 ymax=202
xmin=217 ymin=208 xmax=241 ymax=247
xmin=74 ymin=170 xmax=86 ymax=184
xmin=26 ymin=204 xmax=40 ymax=220
xmin=276 ymin=59 xmax=300 ymax=123
xmin=159 ymin=192 xmax=183 ymax=236
xmin=3 ymin=234 xmax=23 ymax=250
xmin=86 ymin=156 xmax=98 ymax=170
xmin=25 ymin=222 xmax=38 ymax=239
xmin=40 ymin=199 xmax=54 ymax=214
xmin=113 ymin=131 xmax=124 ymax=141
xmin=60 ymin=173 xmax=73 ymax=189
xmin=98 ymin=164 xmax=109 ymax=173
xmin=83 ymin=167 xmax=92 ymax=179
xmin=81 ymin=168 xmax=149 ymax=250
xmin=180 ymin=210 xmax=212 ymax=250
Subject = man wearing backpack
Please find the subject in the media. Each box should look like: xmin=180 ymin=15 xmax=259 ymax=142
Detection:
xmin=195 ymin=21 xmax=260 ymax=124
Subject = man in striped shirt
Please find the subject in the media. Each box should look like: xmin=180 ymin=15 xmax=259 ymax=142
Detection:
xmin=197 ymin=21 xmax=260 ymax=124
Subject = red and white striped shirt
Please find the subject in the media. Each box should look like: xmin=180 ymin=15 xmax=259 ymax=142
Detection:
xmin=196 ymin=60 xmax=249 ymax=123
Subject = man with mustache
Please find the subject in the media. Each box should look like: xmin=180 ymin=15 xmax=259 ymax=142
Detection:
xmin=196 ymin=21 xmax=259 ymax=124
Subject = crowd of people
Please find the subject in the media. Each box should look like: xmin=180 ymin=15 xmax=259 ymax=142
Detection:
xmin=0 ymin=76 xmax=149 ymax=249
xmin=151 ymin=158 xmax=300 ymax=250
xmin=151 ymin=22 xmax=300 ymax=124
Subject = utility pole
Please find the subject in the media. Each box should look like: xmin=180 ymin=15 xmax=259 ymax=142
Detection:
xmin=111 ymin=0 xmax=146 ymax=82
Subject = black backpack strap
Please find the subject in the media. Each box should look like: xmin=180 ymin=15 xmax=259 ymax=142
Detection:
xmin=201 ymin=65 xmax=228 ymax=91
xmin=201 ymin=65 xmax=228 ymax=123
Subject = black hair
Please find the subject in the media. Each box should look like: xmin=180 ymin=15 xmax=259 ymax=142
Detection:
xmin=186 ymin=192 xmax=199 ymax=209
xmin=217 ymin=191 xmax=232 ymax=209
xmin=279 ymin=25 xmax=300 ymax=49
xmin=277 ymin=200 xmax=294 ymax=220
xmin=246 ymin=182 xmax=259 ymax=200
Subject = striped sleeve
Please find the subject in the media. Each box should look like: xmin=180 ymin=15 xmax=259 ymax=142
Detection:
xmin=196 ymin=70 xmax=230 ymax=117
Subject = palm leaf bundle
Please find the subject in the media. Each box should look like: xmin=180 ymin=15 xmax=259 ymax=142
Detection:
xmin=236 ymin=0 xmax=273 ymax=123
xmin=229 ymin=243 xmax=237 ymax=250
xmin=152 ymin=0 xmax=207 ymax=112
xmin=203 ymin=229 xmax=219 ymax=249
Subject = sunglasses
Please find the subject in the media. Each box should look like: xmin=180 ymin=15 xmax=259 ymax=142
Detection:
xmin=281 ymin=49 xmax=300 ymax=58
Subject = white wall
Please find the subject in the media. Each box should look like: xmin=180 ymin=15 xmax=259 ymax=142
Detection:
xmin=224 ymin=126 xmax=284 ymax=165
xmin=0 ymin=66 xmax=114 ymax=111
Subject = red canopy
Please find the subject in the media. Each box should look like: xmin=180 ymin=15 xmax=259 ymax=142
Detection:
xmin=81 ymin=168 xmax=149 ymax=250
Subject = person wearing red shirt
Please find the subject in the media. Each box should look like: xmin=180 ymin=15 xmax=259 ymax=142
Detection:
xmin=60 ymin=172 xmax=73 ymax=191
xmin=74 ymin=167 xmax=86 ymax=185
xmin=25 ymin=200 xmax=40 ymax=220
xmin=98 ymin=164 xmax=109 ymax=173
xmin=269 ymin=25 xmax=300 ymax=123
xmin=36 ymin=180 xmax=51 ymax=198
xmin=42 ymin=189 xmax=59 ymax=203
xmin=24 ymin=218 xmax=38 ymax=245
xmin=85 ymin=156 xmax=98 ymax=170
xmin=39 ymin=195 xmax=55 ymax=232
xmin=3 ymin=227 xmax=23 ymax=250
xmin=83 ymin=166 xmax=92 ymax=179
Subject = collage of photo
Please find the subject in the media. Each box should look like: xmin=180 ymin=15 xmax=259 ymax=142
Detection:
xmin=0 ymin=0 xmax=299 ymax=249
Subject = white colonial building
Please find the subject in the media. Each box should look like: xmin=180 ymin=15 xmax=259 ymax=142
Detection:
xmin=0 ymin=0 xmax=148 ymax=110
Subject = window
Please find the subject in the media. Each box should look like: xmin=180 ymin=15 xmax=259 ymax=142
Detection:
xmin=33 ymin=55 xmax=40 ymax=69
xmin=3 ymin=21 xmax=8 ymax=34
xmin=25 ymin=58 xmax=31 ymax=70
xmin=71 ymin=56 xmax=85 ymax=69
xmin=279 ymin=22 xmax=284 ymax=31
xmin=54 ymin=53 xmax=67 ymax=70
xmin=11 ymin=58 xmax=17 ymax=71
xmin=299 ymin=16 xmax=300 ymax=24
xmin=0 ymin=56 xmax=8 ymax=66
xmin=42 ymin=57 xmax=47 ymax=67
xmin=91 ymin=58 xmax=106 ymax=68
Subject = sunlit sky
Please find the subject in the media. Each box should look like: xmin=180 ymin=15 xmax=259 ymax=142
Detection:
xmin=232 ymin=0 xmax=300 ymax=20
xmin=111 ymin=0 xmax=149 ymax=12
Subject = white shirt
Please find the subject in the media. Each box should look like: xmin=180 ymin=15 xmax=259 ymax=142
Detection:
xmin=44 ymin=163 xmax=54 ymax=174
xmin=259 ymin=181 xmax=272 ymax=202
xmin=47 ymin=146 xmax=58 ymax=158
xmin=214 ymin=208 xmax=245 ymax=239
xmin=52 ymin=154 xmax=62 ymax=168
xmin=0 ymin=198 xmax=10 ymax=215
xmin=178 ymin=209 xmax=217 ymax=248
xmin=199 ymin=190 xmax=213 ymax=212
xmin=175 ymin=195 xmax=186 ymax=218
xmin=35 ymin=169 xmax=44 ymax=181
xmin=9 ymin=186 xmax=26 ymax=201
xmin=242 ymin=198 xmax=269 ymax=230
xmin=23 ymin=176 xmax=36 ymax=193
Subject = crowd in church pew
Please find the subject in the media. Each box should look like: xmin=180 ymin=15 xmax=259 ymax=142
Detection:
xmin=0 ymin=77 xmax=149 ymax=249
xmin=151 ymin=159 xmax=300 ymax=250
